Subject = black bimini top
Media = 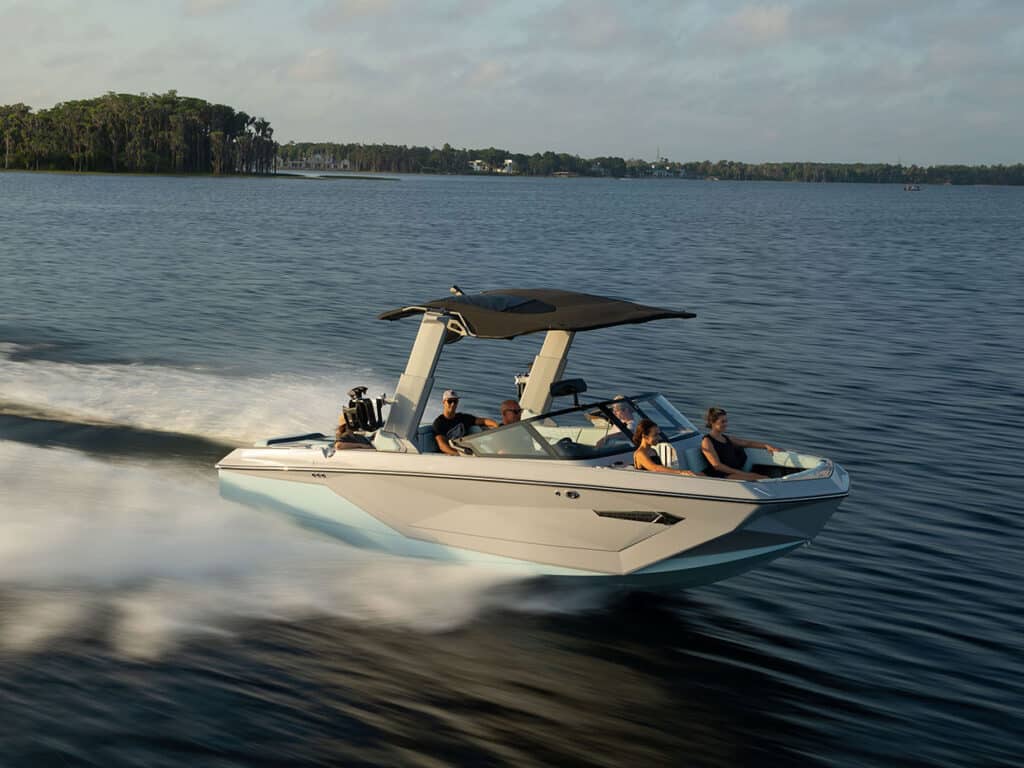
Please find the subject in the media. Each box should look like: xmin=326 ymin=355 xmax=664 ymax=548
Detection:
xmin=378 ymin=289 xmax=695 ymax=339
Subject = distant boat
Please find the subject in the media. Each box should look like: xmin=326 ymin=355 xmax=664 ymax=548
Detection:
xmin=904 ymin=184 xmax=922 ymax=191
xmin=706 ymin=176 xmax=720 ymax=182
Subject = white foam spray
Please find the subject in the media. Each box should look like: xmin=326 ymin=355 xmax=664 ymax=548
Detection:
xmin=0 ymin=342 xmax=385 ymax=443
xmin=0 ymin=442 xmax=601 ymax=658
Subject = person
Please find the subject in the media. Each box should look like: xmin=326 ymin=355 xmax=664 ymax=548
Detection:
xmin=610 ymin=395 xmax=637 ymax=432
xmin=334 ymin=420 xmax=373 ymax=450
xmin=701 ymin=406 xmax=778 ymax=480
xmin=432 ymin=389 xmax=498 ymax=456
xmin=499 ymin=399 xmax=523 ymax=425
xmin=495 ymin=398 xmax=541 ymax=455
xmin=595 ymin=395 xmax=637 ymax=448
xmin=632 ymin=418 xmax=696 ymax=476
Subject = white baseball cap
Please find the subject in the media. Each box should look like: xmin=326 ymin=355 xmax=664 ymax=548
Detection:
xmin=442 ymin=389 xmax=460 ymax=401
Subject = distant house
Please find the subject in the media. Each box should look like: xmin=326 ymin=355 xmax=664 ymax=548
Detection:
xmin=278 ymin=154 xmax=351 ymax=171
xmin=497 ymin=159 xmax=517 ymax=174
xmin=469 ymin=159 xmax=490 ymax=173
xmin=650 ymin=158 xmax=681 ymax=178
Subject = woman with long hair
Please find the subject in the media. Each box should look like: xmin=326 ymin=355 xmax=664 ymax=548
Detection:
xmin=632 ymin=418 xmax=696 ymax=475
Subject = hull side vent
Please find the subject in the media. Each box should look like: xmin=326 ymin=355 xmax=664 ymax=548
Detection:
xmin=594 ymin=511 xmax=682 ymax=525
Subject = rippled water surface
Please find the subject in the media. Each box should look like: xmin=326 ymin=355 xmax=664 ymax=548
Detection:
xmin=1 ymin=171 xmax=1022 ymax=767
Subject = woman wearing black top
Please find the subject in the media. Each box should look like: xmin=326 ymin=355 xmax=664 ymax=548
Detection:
xmin=701 ymin=407 xmax=778 ymax=480
xmin=633 ymin=419 xmax=696 ymax=476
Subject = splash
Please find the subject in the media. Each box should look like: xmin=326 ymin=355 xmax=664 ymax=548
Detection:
xmin=0 ymin=442 xmax=591 ymax=658
xmin=0 ymin=342 xmax=386 ymax=443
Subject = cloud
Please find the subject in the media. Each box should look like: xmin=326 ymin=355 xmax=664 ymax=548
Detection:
xmin=463 ymin=59 xmax=507 ymax=89
xmin=183 ymin=0 xmax=241 ymax=16
xmin=722 ymin=3 xmax=791 ymax=44
xmin=288 ymin=48 xmax=340 ymax=82
xmin=312 ymin=0 xmax=395 ymax=27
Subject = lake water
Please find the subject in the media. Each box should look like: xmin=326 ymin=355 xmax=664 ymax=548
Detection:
xmin=0 ymin=170 xmax=1021 ymax=767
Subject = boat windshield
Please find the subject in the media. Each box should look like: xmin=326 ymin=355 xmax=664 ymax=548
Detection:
xmin=455 ymin=393 xmax=699 ymax=460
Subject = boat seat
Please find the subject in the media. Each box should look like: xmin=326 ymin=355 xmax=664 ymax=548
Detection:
xmin=416 ymin=423 xmax=484 ymax=453
xmin=417 ymin=424 xmax=440 ymax=453
xmin=683 ymin=445 xmax=755 ymax=474
xmin=683 ymin=447 xmax=709 ymax=474
xmin=655 ymin=442 xmax=679 ymax=469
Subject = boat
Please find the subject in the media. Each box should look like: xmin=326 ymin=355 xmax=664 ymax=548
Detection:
xmin=216 ymin=289 xmax=850 ymax=589
xmin=904 ymin=184 xmax=922 ymax=191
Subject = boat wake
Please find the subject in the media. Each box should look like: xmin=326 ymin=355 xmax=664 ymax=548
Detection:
xmin=0 ymin=341 xmax=380 ymax=445
xmin=0 ymin=442 xmax=604 ymax=658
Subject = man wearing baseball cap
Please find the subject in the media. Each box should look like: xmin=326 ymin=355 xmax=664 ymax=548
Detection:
xmin=433 ymin=389 xmax=497 ymax=455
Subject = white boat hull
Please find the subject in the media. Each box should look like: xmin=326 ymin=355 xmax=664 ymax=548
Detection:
xmin=218 ymin=447 xmax=847 ymax=588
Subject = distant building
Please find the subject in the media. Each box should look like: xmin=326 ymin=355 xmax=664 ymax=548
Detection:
xmin=469 ymin=159 xmax=490 ymax=173
xmin=497 ymin=158 xmax=517 ymax=174
xmin=649 ymin=157 xmax=680 ymax=178
xmin=279 ymin=154 xmax=351 ymax=171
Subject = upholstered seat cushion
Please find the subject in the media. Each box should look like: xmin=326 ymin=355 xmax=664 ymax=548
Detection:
xmin=683 ymin=447 xmax=709 ymax=474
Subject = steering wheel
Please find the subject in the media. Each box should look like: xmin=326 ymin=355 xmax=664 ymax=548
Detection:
xmin=554 ymin=437 xmax=583 ymax=457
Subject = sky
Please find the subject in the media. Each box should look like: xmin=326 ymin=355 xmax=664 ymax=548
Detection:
xmin=1 ymin=0 xmax=1021 ymax=164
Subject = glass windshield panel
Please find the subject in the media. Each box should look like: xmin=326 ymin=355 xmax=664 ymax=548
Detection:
xmin=530 ymin=408 xmax=634 ymax=459
xmin=631 ymin=395 xmax=699 ymax=442
xmin=455 ymin=393 xmax=696 ymax=460
xmin=459 ymin=407 xmax=634 ymax=460
xmin=456 ymin=422 xmax=551 ymax=458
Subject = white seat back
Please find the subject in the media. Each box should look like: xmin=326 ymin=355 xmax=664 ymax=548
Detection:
xmin=656 ymin=442 xmax=679 ymax=469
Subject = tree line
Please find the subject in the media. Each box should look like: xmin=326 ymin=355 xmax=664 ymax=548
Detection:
xmin=677 ymin=160 xmax=1024 ymax=185
xmin=0 ymin=92 xmax=276 ymax=174
xmin=280 ymin=141 xmax=1024 ymax=185
xmin=3 ymin=96 xmax=1020 ymax=185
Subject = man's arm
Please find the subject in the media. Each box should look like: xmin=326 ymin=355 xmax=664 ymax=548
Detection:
xmin=475 ymin=416 xmax=498 ymax=429
xmin=435 ymin=434 xmax=460 ymax=455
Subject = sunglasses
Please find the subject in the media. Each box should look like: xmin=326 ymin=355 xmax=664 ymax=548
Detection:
xmin=502 ymin=407 xmax=522 ymax=414
xmin=445 ymin=398 xmax=460 ymax=404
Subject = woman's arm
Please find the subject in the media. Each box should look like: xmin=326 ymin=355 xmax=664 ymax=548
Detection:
xmin=702 ymin=437 xmax=768 ymax=480
xmin=635 ymin=448 xmax=695 ymax=476
xmin=731 ymin=435 xmax=779 ymax=452
xmin=702 ymin=436 xmax=738 ymax=475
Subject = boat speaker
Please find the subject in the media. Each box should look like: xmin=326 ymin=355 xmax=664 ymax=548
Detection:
xmin=344 ymin=386 xmax=384 ymax=432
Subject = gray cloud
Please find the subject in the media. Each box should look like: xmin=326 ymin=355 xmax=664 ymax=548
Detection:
xmin=182 ymin=0 xmax=241 ymax=16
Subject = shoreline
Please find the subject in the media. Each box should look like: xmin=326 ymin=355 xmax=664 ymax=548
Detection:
xmin=0 ymin=168 xmax=396 ymax=182
xmin=3 ymin=167 xmax=1022 ymax=186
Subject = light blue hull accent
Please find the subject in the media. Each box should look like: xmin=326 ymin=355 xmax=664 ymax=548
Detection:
xmin=220 ymin=471 xmax=809 ymax=588
xmin=634 ymin=540 xmax=805 ymax=575
xmin=219 ymin=471 xmax=600 ymax=576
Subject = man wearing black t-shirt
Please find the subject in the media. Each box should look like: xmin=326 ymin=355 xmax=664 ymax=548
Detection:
xmin=433 ymin=389 xmax=497 ymax=455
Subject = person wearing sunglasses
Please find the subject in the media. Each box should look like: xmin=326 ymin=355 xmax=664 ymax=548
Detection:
xmin=499 ymin=399 xmax=523 ymax=425
xmin=432 ymin=389 xmax=498 ymax=455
